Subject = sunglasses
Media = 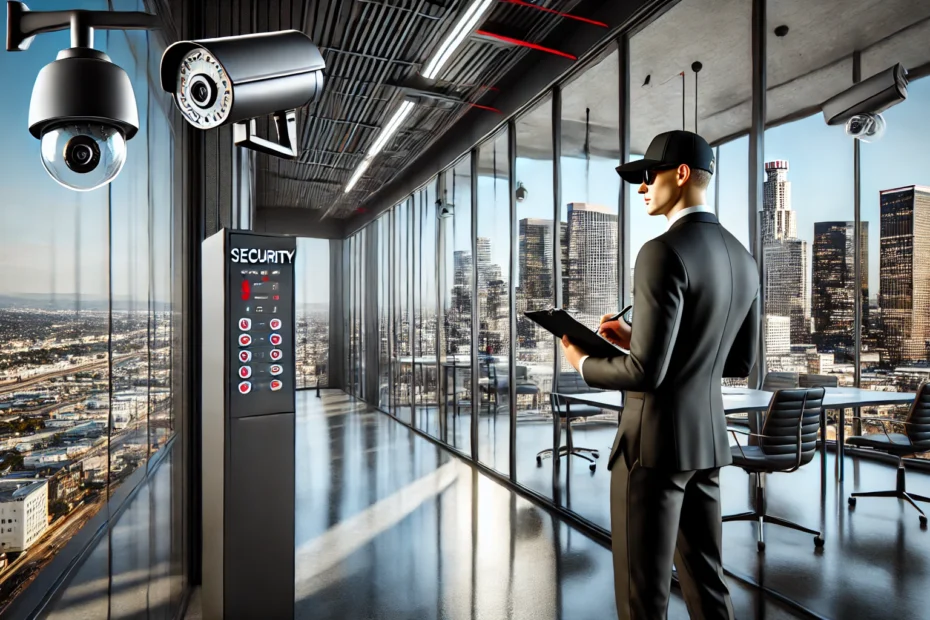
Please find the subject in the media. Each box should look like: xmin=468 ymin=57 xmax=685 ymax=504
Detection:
xmin=642 ymin=165 xmax=678 ymax=185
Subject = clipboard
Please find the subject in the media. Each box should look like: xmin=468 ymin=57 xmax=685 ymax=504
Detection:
xmin=524 ymin=308 xmax=627 ymax=358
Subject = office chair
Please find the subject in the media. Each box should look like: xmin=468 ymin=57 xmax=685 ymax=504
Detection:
xmin=761 ymin=371 xmax=800 ymax=391
xmin=724 ymin=387 xmax=826 ymax=551
xmin=847 ymin=381 xmax=930 ymax=526
xmin=799 ymin=373 xmax=838 ymax=388
xmin=537 ymin=372 xmax=602 ymax=472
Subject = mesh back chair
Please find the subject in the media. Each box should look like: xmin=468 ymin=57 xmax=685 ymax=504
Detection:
xmin=847 ymin=381 xmax=930 ymax=526
xmin=761 ymin=371 xmax=800 ymax=391
xmin=537 ymin=372 xmax=603 ymax=472
xmin=799 ymin=373 xmax=838 ymax=388
xmin=724 ymin=387 xmax=826 ymax=551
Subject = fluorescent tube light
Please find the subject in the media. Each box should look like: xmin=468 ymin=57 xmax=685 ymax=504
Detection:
xmin=344 ymin=157 xmax=372 ymax=194
xmin=344 ymin=100 xmax=416 ymax=194
xmin=421 ymin=0 xmax=494 ymax=79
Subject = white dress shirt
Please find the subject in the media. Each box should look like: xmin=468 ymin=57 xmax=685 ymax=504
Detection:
xmin=577 ymin=205 xmax=713 ymax=381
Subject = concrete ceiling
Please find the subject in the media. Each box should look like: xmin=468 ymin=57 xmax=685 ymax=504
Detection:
xmin=514 ymin=0 xmax=930 ymax=160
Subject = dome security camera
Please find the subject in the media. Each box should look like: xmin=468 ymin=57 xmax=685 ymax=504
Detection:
xmin=845 ymin=113 xmax=886 ymax=142
xmin=7 ymin=2 xmax=158 ymax=191
xmin=160 ymin=31 xmax=326 ymax=159
xmin=515 ymin=182 xmax=527 ymax=202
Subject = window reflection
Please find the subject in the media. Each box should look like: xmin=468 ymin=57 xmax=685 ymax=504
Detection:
xmin=295 ymin=238 xmax=330 ymax=389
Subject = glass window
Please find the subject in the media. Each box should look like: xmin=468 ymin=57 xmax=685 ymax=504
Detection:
xmin=476 ymin=129 xmax=511 ymax=476
xmin=514 ymin=96 xmax=556 ymax=497
xmin=557 ymin=46 xmax=621 ymax=526
xmin=441 ymin=156 xmax=473 ymax=455
xmin=295 ymin=238 xmax=331 ymax=389
xmin=393 ymin=201 xmax=412 ymax=423
xmin=415 ymin=181 xmax=441 ymax=437
xmin=858 ymin=18 xmax=930 ymax=450
xmin=379 ymin=214 xmax=392 ymax=411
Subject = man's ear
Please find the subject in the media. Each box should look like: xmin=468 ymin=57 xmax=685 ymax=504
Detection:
xmin=678 ymin=164 xmax=691 ymax=187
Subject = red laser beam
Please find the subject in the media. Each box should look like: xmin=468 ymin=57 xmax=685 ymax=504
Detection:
xmin=469 ymin=103 xmax=502 ymax=113
xmin=475 ymin=30 xmax=576 ymax=60
xmin=500 ymin=0 xmax=608 ymax=27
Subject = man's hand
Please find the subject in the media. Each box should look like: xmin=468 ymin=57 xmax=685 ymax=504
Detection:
xmin=599 ymin=313 xmax=632 ymax=349
xmin=561 ymin=336 xmax=587 ymax=373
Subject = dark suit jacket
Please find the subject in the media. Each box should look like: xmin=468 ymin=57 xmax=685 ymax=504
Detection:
xmin=583 ymin=211 xmax=759 ymax=472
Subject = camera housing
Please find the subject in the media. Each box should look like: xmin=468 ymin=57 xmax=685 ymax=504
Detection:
xmin=515 ymin=182 xmax=527 ymax=203
xmin=437 ymin=199 xmax=454 ymax=219
xmin=160 ymin=30 xmax=325 ymax=159
xmin=822 ymin=63 xmax=908 ymax=141
xmin=28 ymin=47 xmax=136 ymax=191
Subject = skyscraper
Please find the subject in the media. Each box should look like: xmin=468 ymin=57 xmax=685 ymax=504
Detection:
xmin=563 ymin=203 xmax=618 ymax=320
xmin=762 ymin=160 xmax=810 ymax=345
xmin=879 ymin=186 xmax=930 ymax=364
xmin=811 ymin=221 xmax=869 ymax=352
xmin=518 ymin=219 xmax=553 ymax=306
xmin=476 ymin=237 xmax=492 ymax=289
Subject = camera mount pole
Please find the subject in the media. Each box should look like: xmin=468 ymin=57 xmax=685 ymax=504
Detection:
xmin=6 ymin=1 xmax=160 ymax=52
xmin=232 ymin=109 xmax=301 ymax=159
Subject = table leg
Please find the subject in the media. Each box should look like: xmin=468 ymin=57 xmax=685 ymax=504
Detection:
xmin=552 ymin=397 xmax=562 ymax=492
xmin=820 ymin=408 xmax=828 ymax=498
xmin=453 ymin=367 xmax=458 ymax=418
xmin=837 ymin=407 xmax=846 ymax=482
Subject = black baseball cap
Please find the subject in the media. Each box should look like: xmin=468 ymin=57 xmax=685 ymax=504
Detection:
xmin=615 ymin=130 xmax=715 ymax=183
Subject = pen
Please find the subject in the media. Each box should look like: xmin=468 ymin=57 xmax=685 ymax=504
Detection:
xmin=605 ymin=305 xmax=633 ymax=323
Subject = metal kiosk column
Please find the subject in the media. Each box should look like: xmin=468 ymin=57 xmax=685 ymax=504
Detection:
xmin=202 ymin=230 xmax=297 ymax=619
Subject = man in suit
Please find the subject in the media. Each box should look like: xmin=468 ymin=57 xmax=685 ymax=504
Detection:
xmin=561 ymin=130 xmax=759 ymax=620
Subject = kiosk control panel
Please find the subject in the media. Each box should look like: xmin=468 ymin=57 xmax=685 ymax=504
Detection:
xmin=227 ymin=233 xmax=296 ymax=418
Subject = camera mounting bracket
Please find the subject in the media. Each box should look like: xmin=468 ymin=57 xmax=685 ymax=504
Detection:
xmin=6 ymin=1 xmax=160 ymax=51
xmin=232 ymin=109 xmax=300 ymax=159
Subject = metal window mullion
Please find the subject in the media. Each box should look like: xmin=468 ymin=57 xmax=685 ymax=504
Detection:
xmin=618 ymin=35 xmax=631 ymax=307
xmin=749 ymin=0 xmax=767 ymax=388
xmin=714 ymin=146 xmax=721 ymax=218
xmin=435 ymin=175 xmax=445 ymax=439
xmin=409 ymin=196 xmax=417 ymax=426
xmin=507 ymin=120 xmax=518 ymax=481
xmin=470 ymin=149 xmax=480 ymax=461
xmin=551 ymin=85 xmax=562 ymax=493
xmin=853 ymin=50 xmax=863 ymax=436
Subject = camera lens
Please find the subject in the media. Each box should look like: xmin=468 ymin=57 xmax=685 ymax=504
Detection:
xmin=64 ymin=136 xmax=101 ymax=174
xmin=189 ymin=74 xmax=217 ymax=108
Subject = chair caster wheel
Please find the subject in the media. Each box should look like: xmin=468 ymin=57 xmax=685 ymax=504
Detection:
xmin=536 ymin=457 xmax=542 ymax=466
xmin=592 ymin=451 xmax=600 ymax=459
xmin=920 ymin=516 xmax=928 ymax=527
xmin=848 ymin=497 xmax=857 ymax=507
xmin=814 ymin=535 xmax=824 ymax=548
xmin=757 ymin=541 xmax=765 ymax=552
xmin=589 ymin=463 xmax=596 ymax=472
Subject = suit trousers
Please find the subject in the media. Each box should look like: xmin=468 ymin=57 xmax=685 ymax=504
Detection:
xmin=611 ymin=457 xmax=735 ymax=620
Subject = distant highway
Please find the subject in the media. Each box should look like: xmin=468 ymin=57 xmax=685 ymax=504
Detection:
xmin=0 ymin=354 xmax=137 ymax=396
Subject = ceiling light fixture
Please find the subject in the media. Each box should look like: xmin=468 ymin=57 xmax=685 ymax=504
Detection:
xmin=344 ymin=100 xmax=416 ymax=193
xmin=421 ymin=0 xmax=494 ymax=79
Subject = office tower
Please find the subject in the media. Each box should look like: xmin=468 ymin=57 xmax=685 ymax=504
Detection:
xmin=761 ymin=160 xmax=810 ymax=346
xmin=564 ymin=203 xmax=618 ymax=320
xmin=762 ymin=160 xmax=797 ymax=243
xmin=476 ymin=237 xmax=492 ymax=288
xmin=812 ymin=221 xmax=869 ymax=352
xmin=519 ymin=218 xmax=553 ymax=306
xmin=879 ymin=186 xmax=930 ymax=364
xmin=764 ymin=239 xmax=809 ymax=344
xmin=765 ymin=316 xmax=791 ymax=355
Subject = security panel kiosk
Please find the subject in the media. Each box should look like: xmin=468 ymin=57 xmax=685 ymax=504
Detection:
xmin=202 ymin=230 xmax=296 ymax=619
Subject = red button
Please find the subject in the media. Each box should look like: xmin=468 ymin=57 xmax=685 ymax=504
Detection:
xmin=239 ymin=334 xmax=251 ymax=347
xmin=270 ymin=333 xmax=282 ymax=346
xmin=239 ymin=318 xmax=251 ymax=331
xmin=270 ymin=349 xmax=282 ymax=361
xmin=270 ymin=365 xmax=283 ymax=376
xmin=270 ymin=380 xmax=282 ymax=391
xmin=239 ymin=366 xmax=251 ymax=379
xmin=273 ymin=295 xmax=280 ymax=301
xmin=269 ymin=319 xmax=282 ymax=330
xmin=238 ymin=381 xmax=251 ymax=394
xmin=239 ymin=351 xmax=252 ymax=363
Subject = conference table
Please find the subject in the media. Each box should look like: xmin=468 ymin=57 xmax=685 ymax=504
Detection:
xmin=552 ymin=386 xmax=916 ymax=483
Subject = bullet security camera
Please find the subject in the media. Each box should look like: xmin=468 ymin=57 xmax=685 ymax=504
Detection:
xmin=821 ymin=63 xmax=908 ymax=142
xmin=6 ymin=2 xmax=159 ymax=191
xmin=160 ymin=31 xmax=325 ymax=159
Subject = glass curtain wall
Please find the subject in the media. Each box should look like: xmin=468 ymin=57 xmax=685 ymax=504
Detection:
xmin=295 ymin=238 xmax=331 ymax=389
xmin=0 ymin=5 xmax=185 ymax=615
xmin=514 ymin=96 xmax=556 ymax=498
xmin=440 ymin=157 xmax=473 ymax=454
xmin=475 ymin=130 xmax=512 ymax=476
xmin=392 ymin=200 xmax=412 ymax=423
xmin=415 ymin=180 xmax=440 ymax=437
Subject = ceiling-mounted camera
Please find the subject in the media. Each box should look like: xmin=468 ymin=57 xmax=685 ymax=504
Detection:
xmin=821 ymin=63 xmax=908 ymax=142
xmin=436 ymin=198 xmax=454 ymax=219
xmin=515 ymin=181 xmax=527 ymax=203
xmin=6 ymin=1 xmax=158 ymax=191
xmin=160 ymin=31 xmax=326 ymax=159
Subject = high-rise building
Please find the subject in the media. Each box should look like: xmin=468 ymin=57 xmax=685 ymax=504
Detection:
xmin=761 ymin=160 xmax=810 ymax=346
xmin=765 ymin=316 xmax=791 ymax=355
xmin=812 ymin=221 xmax=869 ymax=352
xmin=476 ymin=237 xmax=492 ymax=289
xmin=762 ymin=160 xmax=797 ymax=243
xmin=518 ymin=219 xmax=553 ymax=306
xmin=764 ymin=238 xmax=809 ymax=344
xmin=563 ymin=203 xmax=618 ymax=320
xmin=879 ymin=185 xmax=930 ymax=364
